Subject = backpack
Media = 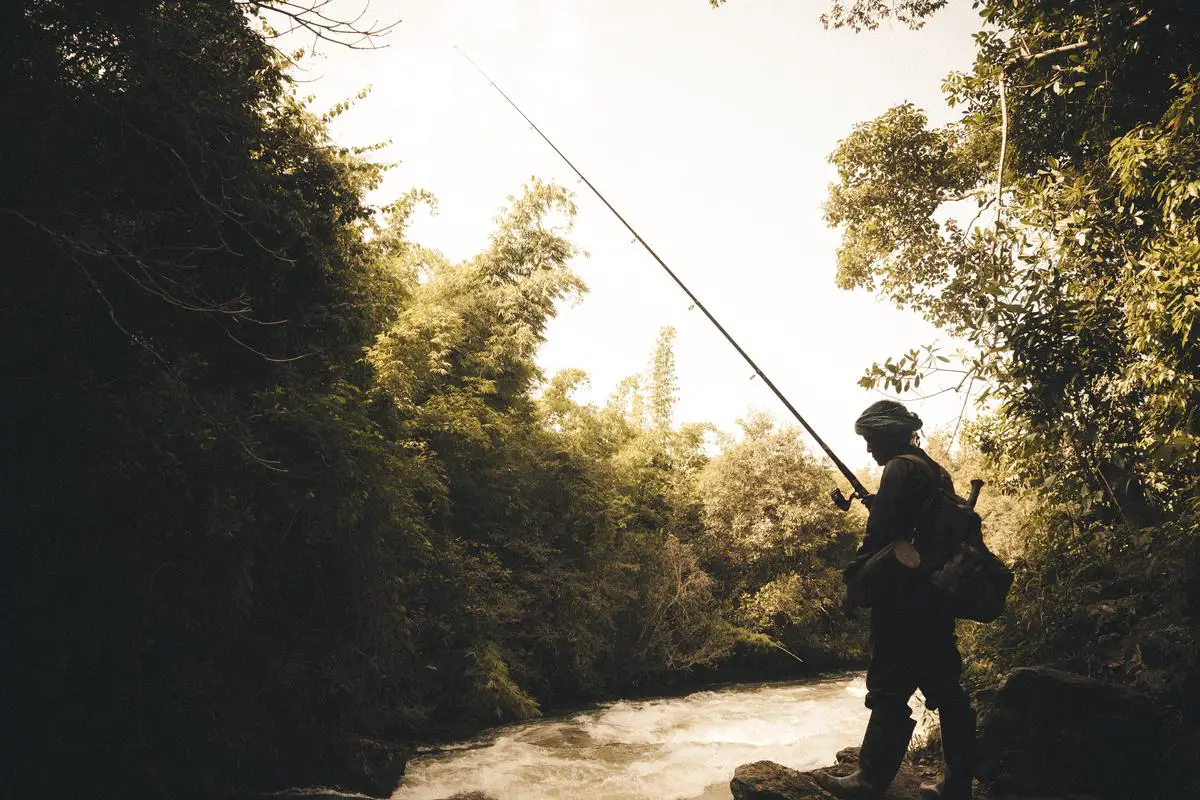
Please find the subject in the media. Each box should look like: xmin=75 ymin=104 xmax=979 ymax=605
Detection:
xmin=898 ymin=454 xmax=1014 ymax=623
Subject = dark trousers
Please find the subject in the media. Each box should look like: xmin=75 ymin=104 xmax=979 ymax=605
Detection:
xmin=865 ymin=604 xmax=969 ymax=717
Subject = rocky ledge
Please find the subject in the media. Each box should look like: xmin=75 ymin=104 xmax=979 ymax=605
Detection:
xmin=731 ymin=666 xmax=1159 ymax=800
xmin=731 ymin=747 xmax=928 ymax=800
xmin=730 ymin=753 xmax=1101 ymax=800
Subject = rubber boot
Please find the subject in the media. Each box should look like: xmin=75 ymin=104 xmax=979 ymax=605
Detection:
xmin=918 ymin=706 xmax=976 ymax=800
xmin=814 ymin=710 xmax=917 ymax=799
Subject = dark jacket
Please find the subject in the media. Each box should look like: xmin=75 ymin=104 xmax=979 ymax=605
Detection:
xmin=847 ymin=445 xmax=954 ymax=585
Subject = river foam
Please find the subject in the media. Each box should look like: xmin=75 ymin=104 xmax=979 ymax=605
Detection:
xmin=392 ymin=674 xmax=927 ymax=800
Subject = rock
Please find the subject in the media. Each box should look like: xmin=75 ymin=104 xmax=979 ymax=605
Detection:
xmin=437 ymin=793 xmax=498 ymax=800
xmin=977 ymin=666 xmax=1162 ymax=800
xmin=731 ymin=762 xmax=824 ymax=800
xmin=1073 ymin=562 xmax=1118 ymax=584
xmin=1135 ymin=628 xmax=1188 ymax=670
xmin=833 ymin=747 xmax=858 ymax=764
xmin=326 ymin=735 xmax=409 ymax=797
xmin=261 ymin=736 xmax=409 ymax=800
xmin=1130 ymin=667 xmax=1174 ymax=696
xmin=1083 ymin=599 xmax=1133 ymax=637
xmin=1096 ymin=576 xmax=1150 ymax=600
xmin=730 ymin=755 xmax=927 ymax=800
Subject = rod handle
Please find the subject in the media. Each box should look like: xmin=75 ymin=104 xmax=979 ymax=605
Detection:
xmin=966 ymin=478 xmax=985 ymax=509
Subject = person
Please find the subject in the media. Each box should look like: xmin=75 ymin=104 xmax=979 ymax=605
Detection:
xmin=813 ymin=400 xmax=976 ymax=800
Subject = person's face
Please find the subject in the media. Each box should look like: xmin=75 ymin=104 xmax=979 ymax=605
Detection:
xmin=864 ymin=434 xmax=904 ymax=466
xmin=865 ymin=437 xmax=887 ymax=466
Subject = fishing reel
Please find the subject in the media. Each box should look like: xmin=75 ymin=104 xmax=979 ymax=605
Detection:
xmin=829 ymin=488 xmax=854 ymax=512
xmin=830 ymin=487 xmax=873 ymax=511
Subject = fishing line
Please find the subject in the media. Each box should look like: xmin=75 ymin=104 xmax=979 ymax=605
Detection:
xmin=455 ymin=47 xmax=870 ymax=507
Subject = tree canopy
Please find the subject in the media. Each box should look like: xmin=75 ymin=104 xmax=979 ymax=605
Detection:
xmin=824 ymin=0 xmax=1199 ymax=518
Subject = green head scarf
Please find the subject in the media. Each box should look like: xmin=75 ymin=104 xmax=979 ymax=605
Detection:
xmin=854 ymin=400 xmax=923 ymax=438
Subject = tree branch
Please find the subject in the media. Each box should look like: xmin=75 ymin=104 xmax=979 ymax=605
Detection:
xmin=981 ymin=68 xmax=1010 ymax=279
xmin=950 ymin=373 xmax=977 ymax=450
xmin=995 ymin=68 xmax=1008 ymax=240
xmin=942 ymin=187 xmax=1000 ymax=202
xmin=70 ymin=253 xmax=287 ymax=472
xmin=1013 ymin=10 xmax=1153 ymax=66
xmin=240 ymin=0 xmax=400 ymax=51
xmin=1026 ymin=39 xmax=1090 ymax=64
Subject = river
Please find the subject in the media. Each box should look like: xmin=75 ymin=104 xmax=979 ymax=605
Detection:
xmin=392 ymin=674 xmax=928 ymax=800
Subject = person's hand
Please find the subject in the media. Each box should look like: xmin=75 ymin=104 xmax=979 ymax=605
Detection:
xmin=860 ymin=493 xmax=875 ymax=509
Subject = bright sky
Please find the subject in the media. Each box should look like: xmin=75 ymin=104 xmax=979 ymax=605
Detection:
xmin=286 ymin=0 xmax=983 ymax=469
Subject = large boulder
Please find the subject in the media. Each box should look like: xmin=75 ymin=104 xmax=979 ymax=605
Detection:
xmin=977 ymin=666 xmax=1163 ymax=799
xmin=325 ymin=735 xmax=409 ymax=797
xmin=257 ymin=736 xmax=408 ymax=800
xmin=731 ymin=761 xmax=824 ymax=800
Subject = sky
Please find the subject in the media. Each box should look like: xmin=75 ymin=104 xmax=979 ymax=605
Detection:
xmin=278 ymin=0 xmax=984 ymax=469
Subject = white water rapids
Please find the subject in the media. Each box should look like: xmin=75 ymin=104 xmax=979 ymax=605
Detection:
xmin=392 ymin=675 xmax=930 ymax=800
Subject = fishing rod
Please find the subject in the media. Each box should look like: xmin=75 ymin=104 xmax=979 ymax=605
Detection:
xmin=456 ymin=48 xmax=871 ymax=510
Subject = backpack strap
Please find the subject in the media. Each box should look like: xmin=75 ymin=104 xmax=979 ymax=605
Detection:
xmin=893 ymin=453 xmax=944 ymax=541
xmin=896 ymin=453 xmax=948 ymax=493
xmin=896 ymin=453 xmax=937 ymax=489
xmin=896 ymin=452 xmax=934 ymax=471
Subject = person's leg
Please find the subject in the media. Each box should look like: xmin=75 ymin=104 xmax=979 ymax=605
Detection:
xmin=815 ymin=611 xmax=918 ymax=799
xmin=918 ymin=614 xmax=975 ymax=800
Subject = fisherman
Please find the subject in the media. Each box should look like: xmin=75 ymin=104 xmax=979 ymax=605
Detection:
xmin=814 ymin=400 xmax=976 ymax=800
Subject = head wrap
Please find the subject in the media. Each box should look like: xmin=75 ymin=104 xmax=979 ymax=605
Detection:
xmin=854 ymin=400 xmax=923 ymax=438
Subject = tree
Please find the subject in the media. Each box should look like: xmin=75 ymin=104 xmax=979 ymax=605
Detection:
xmin=694 ymin=414 xmax=863 ymax=660
xmin=650 ymin=326 xmax=680 ymax=433
xmin=1 ymin=1 xmax=423 ymax=796
xmin=822 ymin=7 xmax=1200 ymax=755
xmin=823 ymin=0 xmax=1200 ymax=516
xmin=535 ymin=330 xmax=737 ymax=687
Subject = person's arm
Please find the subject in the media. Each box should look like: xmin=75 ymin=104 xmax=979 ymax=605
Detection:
xmin=844 ymin=457 xmax=917 ymax=581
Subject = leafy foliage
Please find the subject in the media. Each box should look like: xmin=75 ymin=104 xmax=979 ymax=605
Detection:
xmin=709 ymin=0 xmax=948 ymax=31
xmin=825 ymin=3 xmax=1200 ymax=782
xmin=2 ymin=6 xmax=866 ymax=795
xmin=693 ymin=414 xmax=866 ymax=663
xmin=825 ymin=0 xmax=1200 ymax=516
